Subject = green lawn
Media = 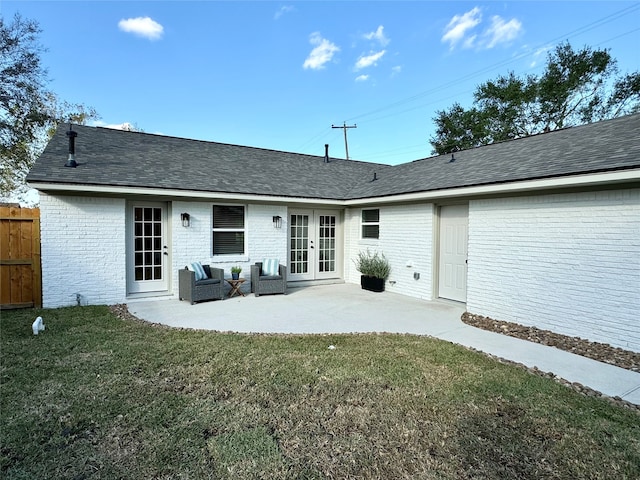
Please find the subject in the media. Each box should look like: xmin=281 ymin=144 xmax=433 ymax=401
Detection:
xmin=1 ymin=306 xmax=639 ymax=479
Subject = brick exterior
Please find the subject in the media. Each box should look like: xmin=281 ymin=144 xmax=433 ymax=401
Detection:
xmin=467 ymin=188 xmax=640 ymax=352
xmin=39 ymin=188 xmax=639 ymax=353
xmin=170 ymin=202 xmax=287 ymax=295
xmin=39 ymin=193 xmax=126 ymax=307
xmin=345 ymin=204 xmax=435 ymax=300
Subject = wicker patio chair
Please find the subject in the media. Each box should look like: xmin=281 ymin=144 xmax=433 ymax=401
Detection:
xmin=179 ymin=265 xmax=225 ymax=304
xmin=251 ymin=262 xmax=287 ymax=297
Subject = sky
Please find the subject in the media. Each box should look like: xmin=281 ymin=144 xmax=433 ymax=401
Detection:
xmin=3 ymin=0 xmax=640 ymax=166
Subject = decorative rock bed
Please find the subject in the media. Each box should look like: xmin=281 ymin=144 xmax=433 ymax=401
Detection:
xmin=462 ymin=312 xmax=640 ymax=412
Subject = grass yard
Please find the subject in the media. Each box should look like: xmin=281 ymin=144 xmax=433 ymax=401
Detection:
xmin=1 ymin=306 xmax=639 ymax=479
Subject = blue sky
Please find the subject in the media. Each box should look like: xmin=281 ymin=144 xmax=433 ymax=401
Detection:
xmin=4 ymin=1 xmax=640 ymax=165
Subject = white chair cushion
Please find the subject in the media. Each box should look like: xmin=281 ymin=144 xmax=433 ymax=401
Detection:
xmin=262 ymin=258 xmax=279 ymax=276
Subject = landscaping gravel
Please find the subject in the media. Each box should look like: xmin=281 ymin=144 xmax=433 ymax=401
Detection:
xmin=462 ymin=312 xmax=640 ymax=412
xmin=461 ymin=312 xmax=640 ymax=373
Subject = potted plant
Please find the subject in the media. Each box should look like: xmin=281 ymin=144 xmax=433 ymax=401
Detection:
xmin=231 ymin=266 xmax=242 ymax=280
xmin=353 ymin=250 xmax=391 ymax=292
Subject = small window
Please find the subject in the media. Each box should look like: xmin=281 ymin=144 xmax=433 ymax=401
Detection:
xmin=361 ymin=209 xmax=379 ymax=239
xmin=212 ymin=205 xmax=245 ymax=255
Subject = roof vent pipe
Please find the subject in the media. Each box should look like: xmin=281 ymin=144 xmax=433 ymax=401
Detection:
xmin=324 ymin=144 xmax=329 ymax=163
xmin=65 ymin=124 xmax=78 ymax=168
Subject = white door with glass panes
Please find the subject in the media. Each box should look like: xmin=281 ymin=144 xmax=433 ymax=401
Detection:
xmin=127 ymin=202 xmax=169 ymax=294
xmin=289 ymin=210 xmax=340 ymax=281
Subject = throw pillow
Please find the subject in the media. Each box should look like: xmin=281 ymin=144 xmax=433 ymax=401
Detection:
xmin=262 ymin=258 xmax=279 ymax=276
xmin=191 ymin=262 xmax=207 ymax=281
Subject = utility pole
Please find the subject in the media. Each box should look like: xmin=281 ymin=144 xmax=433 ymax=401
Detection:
xmin=332 ymin=122 xmax=357 ymax=160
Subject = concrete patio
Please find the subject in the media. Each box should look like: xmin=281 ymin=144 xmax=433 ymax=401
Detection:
xmin=128 ymin=283 xmax=640 ymax=406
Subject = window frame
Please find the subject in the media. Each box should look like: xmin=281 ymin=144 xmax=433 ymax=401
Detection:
xmin=211 ymin=203 xmax=247 ymax=258
xmin=361 ymin=208 xmax=380 ymax=240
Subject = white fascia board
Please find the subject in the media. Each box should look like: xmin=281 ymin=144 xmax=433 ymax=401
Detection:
xmin=29 ymin=168 xmax=640 ymax=207
xmin=344 ymin=169 xmax=640 ymax=206
xmin=27 ymin=183 xmax=347 ymax=206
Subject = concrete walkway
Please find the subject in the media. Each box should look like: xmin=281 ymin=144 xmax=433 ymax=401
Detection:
xmin=128 ymin=283 xmax=640 ymax=406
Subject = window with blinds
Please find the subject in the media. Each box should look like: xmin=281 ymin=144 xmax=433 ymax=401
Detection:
xmin=212 ymin=205 xmax=245 ymax=255
xmin=361 ymin=208 xmax=380 ymax=239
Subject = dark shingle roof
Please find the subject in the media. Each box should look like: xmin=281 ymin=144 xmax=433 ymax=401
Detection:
xmin=347 ymin=113 xmax=640 ymax=199
xmin=28 ymin=114 xmax=640 ymax=200
xmin=27 ymin=125 xmax=391 ymax=200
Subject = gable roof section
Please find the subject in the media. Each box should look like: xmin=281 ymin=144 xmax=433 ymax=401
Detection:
xmin=27 ymin=125 xmax=390 ymax=200
xmin=347 ymin=113 xmax=640 ymax=199
xmin=28 ymin=114 xmax=640 ymax=201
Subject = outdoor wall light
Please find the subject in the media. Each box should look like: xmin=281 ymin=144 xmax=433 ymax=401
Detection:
xmin=180 ymin=212 xmax=191 ymax=228
xmin=272 ymin=215 xmax=282 ymax=229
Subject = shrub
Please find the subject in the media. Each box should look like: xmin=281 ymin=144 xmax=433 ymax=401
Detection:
xmin=353 ymin=250 xmax=391 ymax=280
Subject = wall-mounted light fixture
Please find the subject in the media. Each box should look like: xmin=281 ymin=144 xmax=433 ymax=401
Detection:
xmin=272 ymin=215 xmax=282 ymax=229
xmin=180 ymin=212 xmax=191 ymax=228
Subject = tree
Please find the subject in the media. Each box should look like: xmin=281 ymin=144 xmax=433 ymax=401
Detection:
xmin=0 ymin=13 xmax=98 ymax=203
xmin=430 ymin=42 xmax=640 ymax=154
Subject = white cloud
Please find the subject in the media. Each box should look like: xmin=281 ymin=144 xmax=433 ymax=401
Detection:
xmin=303 ymin=32 xmax=340 ymax=70
xmin=118 ymin=17 xmax=164 ymax=40
xmin=355 ymin=74 xmax=369 ymax=82
xmin=441 ymin=7 xmax=481 ymax=49
xmin=529 ymin=45 xmax=551 ymax=68
xmin=363 ymin=25 xmax=390 ymax=46
xmin=463 ymin=34 xmax=477 ymax=50
xmin=442 ymin=8 xmax=523 ymax=50
xmin=96 ymin=121 xmax=134 ymax=131
xmin=484 ymin=16 xmax=522 ymax=48
xmin=274 ymin=5 xmax=294 ymax=20
xmin=391 ymin=65 xmax=402 ymax=76
xmin=355 ymin=50 xmax=386 ymax=70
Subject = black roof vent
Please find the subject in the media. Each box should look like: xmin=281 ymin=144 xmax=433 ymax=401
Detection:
xmin=65 ymin=124 xmax=78 ymax=168
xmin=324 ymin=144 xmax=330 ymax=163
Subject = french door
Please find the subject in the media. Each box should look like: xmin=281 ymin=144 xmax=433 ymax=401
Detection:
xmin=289 ymin=210 xmax=340 ymax=281
xmin=127 ymin=202 xmax=169 ymax=294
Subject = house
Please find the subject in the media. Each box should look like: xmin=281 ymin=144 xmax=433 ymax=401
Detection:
xmin=27 ymin=114 xmax=640 ymax=352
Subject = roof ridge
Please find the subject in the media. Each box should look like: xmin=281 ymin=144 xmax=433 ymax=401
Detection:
xmin=85 ymin=124 xmax=391 ymax=167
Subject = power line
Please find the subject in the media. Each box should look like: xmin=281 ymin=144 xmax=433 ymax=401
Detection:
xmin=344 ymin=3 xmax=640 ymax=125
xmin=293 ymin=4 xmax=639 ymax=159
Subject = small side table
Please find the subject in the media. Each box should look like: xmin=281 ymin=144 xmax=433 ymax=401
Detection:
xmin=226 ymin=278 xmax=246 ymax=298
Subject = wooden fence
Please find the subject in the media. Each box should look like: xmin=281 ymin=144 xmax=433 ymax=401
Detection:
xmin=0 ymin=206 xmax=42 ymax=309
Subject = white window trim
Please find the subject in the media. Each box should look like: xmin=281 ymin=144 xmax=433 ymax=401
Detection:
xmin=361 ymin=208 xmax=380 ymax=240
xmin=211 ymin=203 xmax=248 ymax=259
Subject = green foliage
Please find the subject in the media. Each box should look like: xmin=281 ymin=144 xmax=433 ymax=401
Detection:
xmin=231 ymin=265 xmax=242 ymax=274
xmin=431 ymin=42 xmax=640 ymax=154
xmin=353 ymin=249 xmax=391 ymax=279
xmin=0 ymin=13 xmax=98 ymax=203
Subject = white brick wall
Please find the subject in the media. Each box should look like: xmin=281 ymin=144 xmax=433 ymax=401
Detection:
xmin=246 ymin=204 xmax=288 ymax=271
xmin=40 ymin=193 xmax=126 ymax=307
xmin=40 ymin=188 xmax=638 ymax=353
xmin=171 ymin=202 xmax=287 ymax=294
xmin=467 ymin=189 xmax=640 ymax=352
xmin=172 ymin=201 xmax=216 ymax=290
xmin=345 ymin=204 xmax=435 ymax=300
